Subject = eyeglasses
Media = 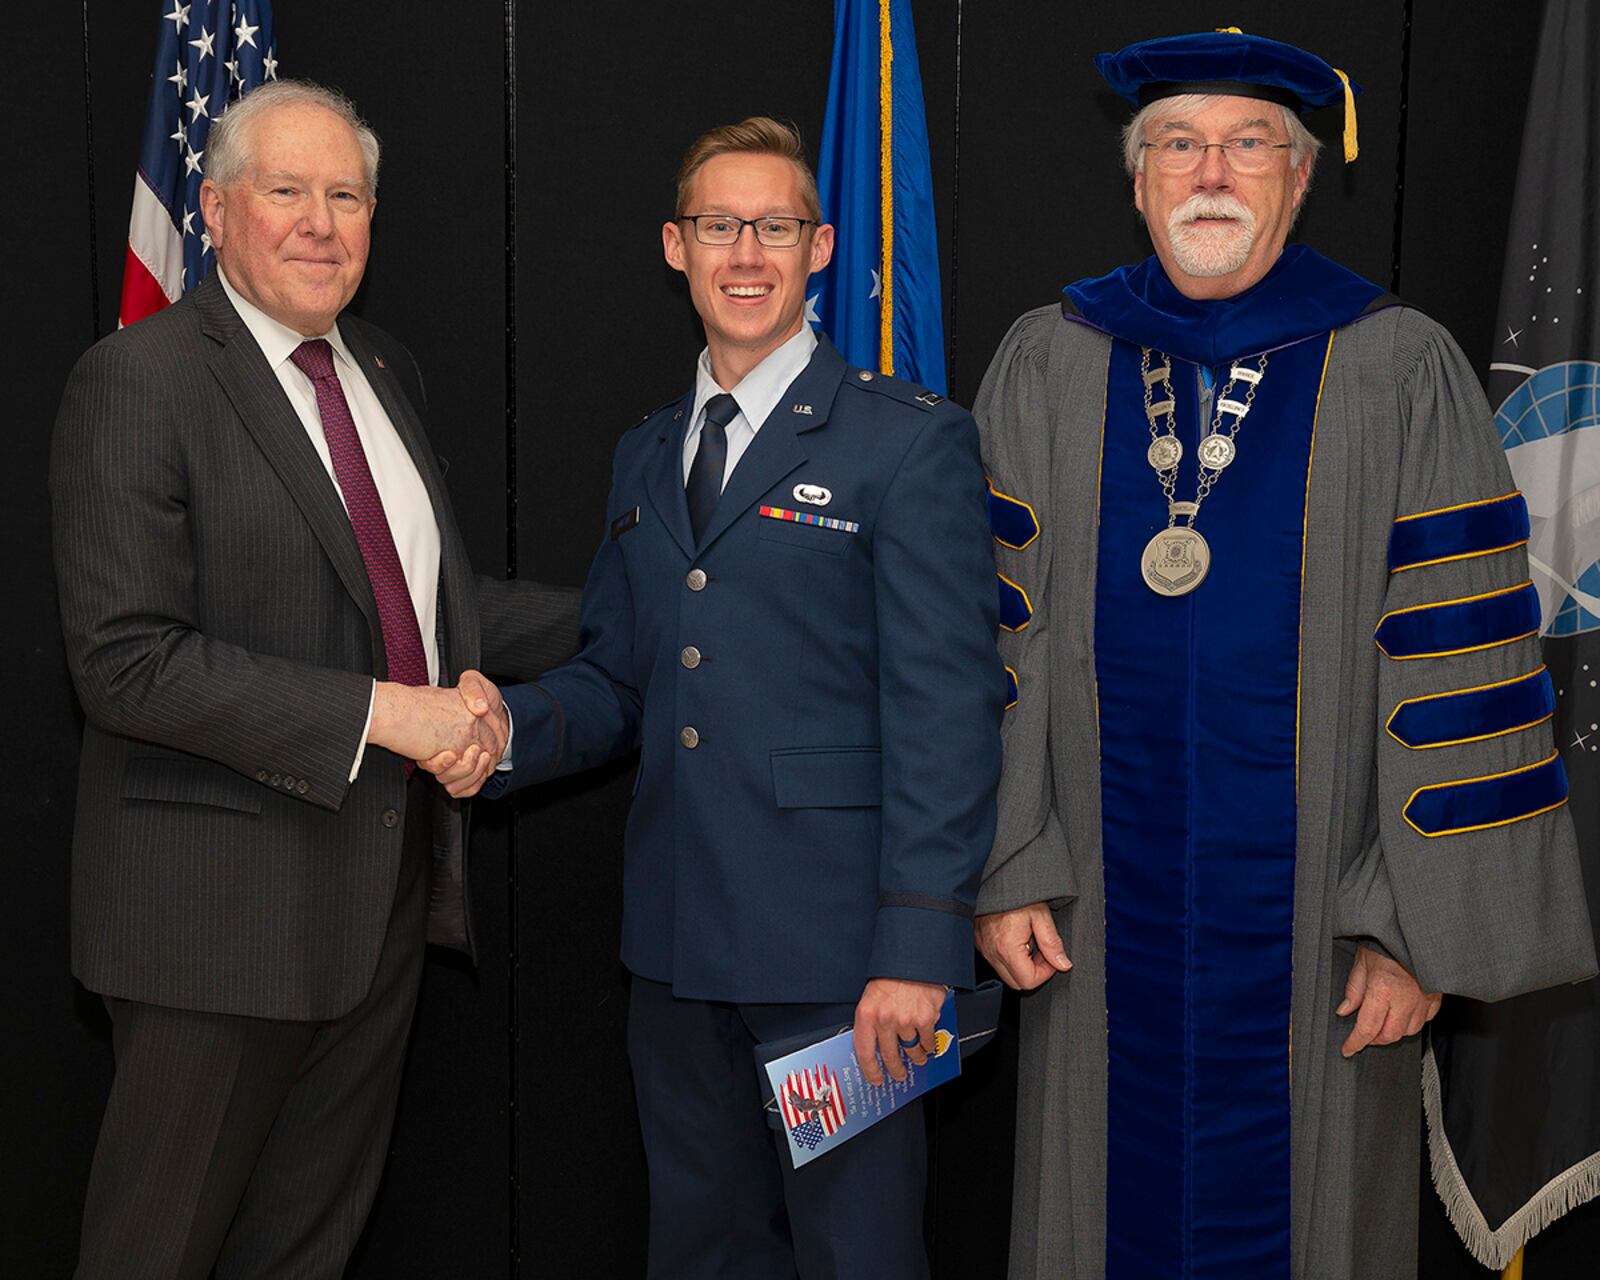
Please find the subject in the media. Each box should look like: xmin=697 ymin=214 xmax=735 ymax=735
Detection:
xmin=679 ymin=214 xmax=816 ymax=248
xmin=1141 ymin=137 xmax=1292 ymax=175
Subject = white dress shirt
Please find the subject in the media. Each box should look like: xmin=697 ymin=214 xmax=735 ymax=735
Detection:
xmin=217 ymin=266 xmax=442 ymax=778
xmin=681 ymin=324 xmax=818 ymax=489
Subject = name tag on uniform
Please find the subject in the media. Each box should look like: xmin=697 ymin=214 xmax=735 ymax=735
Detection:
xmin=759 ymin=505 xmax=860 ymax=534
xmin=610 ymin=506 xmax=640 ymax=540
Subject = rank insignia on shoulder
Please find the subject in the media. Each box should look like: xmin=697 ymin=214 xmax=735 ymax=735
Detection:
xmin=915 ymin=390 xmax=944 ymax=406
xmin=610 ymin=506 xmax=641 ymax=540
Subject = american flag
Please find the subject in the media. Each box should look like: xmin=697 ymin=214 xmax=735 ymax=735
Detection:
xmin=120 ymin=1 xmax=277 ymax=327
xmin=779 ymin=1064 xmax=847 ymax=1137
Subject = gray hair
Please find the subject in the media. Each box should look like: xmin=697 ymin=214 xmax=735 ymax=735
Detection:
xmin=206 ymin=79 xmax=381 ymax=193
xmin=1120 ymin=93 xmax=1322 ymax=186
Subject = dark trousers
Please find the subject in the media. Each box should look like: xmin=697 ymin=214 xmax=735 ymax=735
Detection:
xmin=74 ymin=775 xmax=432 ymax=1280
xmin=628 ymin=976 xmax=931 ymax=1280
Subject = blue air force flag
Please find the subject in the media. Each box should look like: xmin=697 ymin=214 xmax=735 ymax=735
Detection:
xmin=811 ymin=0 xmax=947 ymax=394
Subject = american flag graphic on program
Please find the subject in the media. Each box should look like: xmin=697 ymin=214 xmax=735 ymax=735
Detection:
xmin=779 ymin=1064 xmax=847 ymax=1136
xmin=121 ymin=1 xmax=277 ymax=327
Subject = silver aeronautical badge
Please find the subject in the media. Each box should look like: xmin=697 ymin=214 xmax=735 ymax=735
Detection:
xmin=793 ymin=483 xmax=832 ymax=506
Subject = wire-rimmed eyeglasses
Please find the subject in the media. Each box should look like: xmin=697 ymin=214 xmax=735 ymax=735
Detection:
xmin=1141 ymin=137 xmax=1292 ymax=174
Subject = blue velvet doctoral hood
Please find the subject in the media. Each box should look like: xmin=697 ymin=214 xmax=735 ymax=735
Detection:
xmin=1063 ymin=243 xmax=1385 ymax=367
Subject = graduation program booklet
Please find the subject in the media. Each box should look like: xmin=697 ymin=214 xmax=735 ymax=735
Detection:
xmin=762 ymin=990 xmax=961 ymax=1169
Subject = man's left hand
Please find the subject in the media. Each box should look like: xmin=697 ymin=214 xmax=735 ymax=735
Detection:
xmin=1337 ymin=944 xmax=1443 ymax=1058
xmin=852 ymin=977 xmax=947 ymax=1086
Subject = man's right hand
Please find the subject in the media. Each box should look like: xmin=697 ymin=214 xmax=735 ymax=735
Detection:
xmin=368 ymin=673 xmax=508 ymax=786
xmin=975 ymin=902 xmax=1072 ymax=991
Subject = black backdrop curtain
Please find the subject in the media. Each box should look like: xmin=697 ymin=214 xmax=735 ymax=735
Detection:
xmin=7 ymin=2 xmax=1592 ymax=1275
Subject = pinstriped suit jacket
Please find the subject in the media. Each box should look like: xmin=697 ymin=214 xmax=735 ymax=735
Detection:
xmin=50 ymin=271 xmax=578 ymax=1021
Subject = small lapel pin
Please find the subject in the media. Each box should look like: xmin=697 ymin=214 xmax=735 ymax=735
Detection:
xmin=374 ymin=355 xmax=386 ymax=369
xmin=792 ymin=403 xmax=814 ymax=416
xmin=793 ymin=483 xmax=832 ymax=507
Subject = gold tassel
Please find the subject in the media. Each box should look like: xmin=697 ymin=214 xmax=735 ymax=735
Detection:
xmin=1503 ymin=1246 xmax=1524 ymax=1280
xmin=1333 ymin=67 xmax=1359 ymax=162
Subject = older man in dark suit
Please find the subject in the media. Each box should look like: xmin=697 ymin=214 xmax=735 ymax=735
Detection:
xmin=50 ymin=80 xmax=576 ymax=1278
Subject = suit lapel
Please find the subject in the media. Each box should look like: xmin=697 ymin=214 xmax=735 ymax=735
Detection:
xmin=642 ymin=394 xmax=697 ymax=560
xmin=695 ymin=337 xmax=844 ymax=554
xmin=197 ymin=276 xmax=381 ymax=639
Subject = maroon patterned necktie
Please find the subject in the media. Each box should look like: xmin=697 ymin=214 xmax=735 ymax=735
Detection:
xmin=290 ymin=339 xmax=429 ymax=689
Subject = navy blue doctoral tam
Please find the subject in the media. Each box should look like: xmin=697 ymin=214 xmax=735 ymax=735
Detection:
xmin=1096 ymin=28 xmax=1361 ymax=161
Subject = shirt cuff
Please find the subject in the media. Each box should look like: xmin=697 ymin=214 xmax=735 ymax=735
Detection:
xmin=496 ymin=711 xmax=515 ymax=771
xmin=349 ymin=681 xmax=376 ymax=782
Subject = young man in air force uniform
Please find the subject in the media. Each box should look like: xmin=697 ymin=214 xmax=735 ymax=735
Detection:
xmin=465 ymin=118 xmax=1003 ymax=1277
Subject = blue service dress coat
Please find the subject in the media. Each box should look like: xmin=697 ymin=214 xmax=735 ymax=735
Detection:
xmin=490 ymin=337 xmax=1005 ymax=1003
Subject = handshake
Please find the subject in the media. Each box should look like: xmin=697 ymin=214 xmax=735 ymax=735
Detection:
xmin=369 ymin=670 xmax=508 ymax=798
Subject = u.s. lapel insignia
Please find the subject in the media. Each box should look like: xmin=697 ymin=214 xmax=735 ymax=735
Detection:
xmin=792 ymin=403 xmax=814 ymax=416
xmin=793 ymin=483 xmax=832 ymax=507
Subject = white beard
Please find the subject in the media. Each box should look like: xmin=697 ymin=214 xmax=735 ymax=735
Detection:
xmin=1166 ymin=194 xmax=1257 ymax=278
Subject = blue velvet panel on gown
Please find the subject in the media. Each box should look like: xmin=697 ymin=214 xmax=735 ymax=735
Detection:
xmin=1095 ymin=330 xmax=1330 ymax=1279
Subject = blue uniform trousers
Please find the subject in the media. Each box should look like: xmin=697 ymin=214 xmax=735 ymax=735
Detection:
xmin=627 ymin=977 xmax=930 ymax=1280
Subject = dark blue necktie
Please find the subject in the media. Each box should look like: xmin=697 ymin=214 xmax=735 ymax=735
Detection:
xmin=686 ymin=393 xmax=738 ymax=544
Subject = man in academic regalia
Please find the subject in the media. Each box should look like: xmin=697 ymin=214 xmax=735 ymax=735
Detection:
xmin=971 ymin=29 xmax=1597 ymax=1280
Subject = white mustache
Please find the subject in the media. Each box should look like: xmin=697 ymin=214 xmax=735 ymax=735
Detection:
xmin=1168 ymin=194 xmax=1256 ymax=235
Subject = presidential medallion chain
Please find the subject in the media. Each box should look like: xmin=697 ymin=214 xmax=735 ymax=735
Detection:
xmin=1138 ymin=348 xmax=1269 ymax=597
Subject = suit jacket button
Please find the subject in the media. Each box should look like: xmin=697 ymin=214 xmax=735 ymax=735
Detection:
xmin=256 ymin=769 xmax=269 ymax=782
xmin=679 ymin=726 xmax=700 ymax=749
xmin=296 ymin=779 xmax=310 ymax=795
xmin=281 ymin=774 xmax=296 ymax=790
xmin=686 ymin=568 xmax=707 ymax=592
xmin=680 ymin=646 xmax=701 ymax=669
xmin=382 ymin=808 xmax=401 ymax=828
xmin=270 ymin=773 xmax=282 ymax=787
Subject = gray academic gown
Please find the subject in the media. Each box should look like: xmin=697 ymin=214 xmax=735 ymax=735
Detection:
xmin=974 ymin=301 xmax=1597 ymax=1279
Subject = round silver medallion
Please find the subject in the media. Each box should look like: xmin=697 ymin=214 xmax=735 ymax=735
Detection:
xmin=1142 ymin=527 xmax=1211 ymax=596
xmin=1197 ymin=433 xmax=1236 ymax=470
xmin=1146 ymin=436 xmax=1183 ymax=471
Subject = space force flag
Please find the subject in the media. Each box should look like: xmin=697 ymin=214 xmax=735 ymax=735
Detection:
xmin=811 ymin=0 xmax=948 ymax=394
xmin=121 ymin=1 xmax=278 ymax=328
xmin=1424 ymin=1 xmax=1600 ymax=1273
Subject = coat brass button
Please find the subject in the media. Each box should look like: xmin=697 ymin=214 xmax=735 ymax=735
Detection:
xmin=686 ymin=568 xmax=707 ymax=592
xmin=679 ymin=726 xmax=700 ymax=749
xmin=681 ymin=646 xmax=701 ymax=669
